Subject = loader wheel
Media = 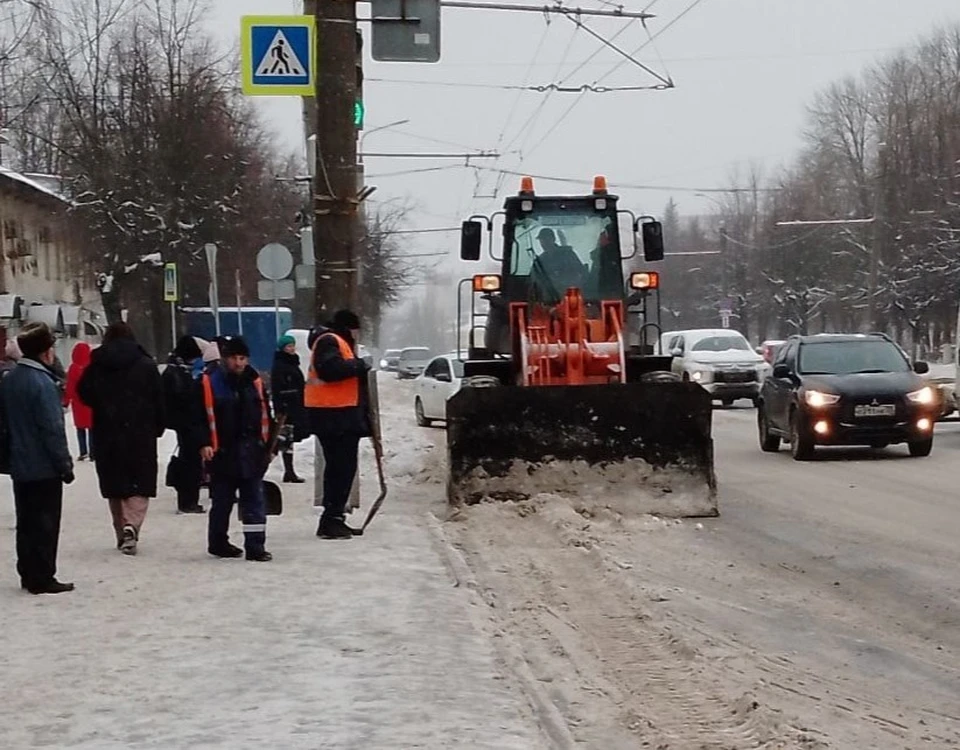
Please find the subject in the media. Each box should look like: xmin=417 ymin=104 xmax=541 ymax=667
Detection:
xmin=789 ymin=412 xmax=815 ymax=461
xmin=640 ymin=370 xmax=681 ymax=384
xmin=461 ymin=375 xmax=501 ymax=388
xmin=415 ymin=398 xmax=432 ymax=427
xmin=758 ymin=407 xmax=780 ymax=453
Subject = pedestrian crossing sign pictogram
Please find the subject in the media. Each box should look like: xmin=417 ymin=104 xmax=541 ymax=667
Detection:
xmin=241 ymin=15 xmax=316 ymax=96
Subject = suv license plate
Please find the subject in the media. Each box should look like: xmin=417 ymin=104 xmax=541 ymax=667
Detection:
xmin=854 ymin=404 xmax=895 ymax=417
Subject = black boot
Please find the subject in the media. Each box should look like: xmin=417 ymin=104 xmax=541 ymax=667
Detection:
xmin=24 ymin=579 xmax=75 ymax=594
xmin=282 ymin=452 xmax=305 ymax=483
xmin=317 ymin=515 xmax=357 ymax=539
xmin=208 ymin=542 xmax=243 ymax=558
xmin=246 ymin=549 xmax=273 ymax=562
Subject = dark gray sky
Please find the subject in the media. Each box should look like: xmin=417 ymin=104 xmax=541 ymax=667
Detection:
xmin=211 ymin=0 xmax=960 ymax=270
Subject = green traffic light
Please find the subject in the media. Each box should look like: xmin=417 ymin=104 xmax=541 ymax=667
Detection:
xmin=354 ymin=99 xmax=364 ymax=129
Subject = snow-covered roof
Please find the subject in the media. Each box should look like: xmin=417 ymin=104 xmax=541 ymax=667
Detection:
xmin=24 ymin=304 xmax=64 ymax=331
xmin=181 ymin=306 xmax=293 ymax=313
xmin=0 ymin=166 xmax=69 ymax=205
xmin=0 ymin=294 xmax=23 ymax=319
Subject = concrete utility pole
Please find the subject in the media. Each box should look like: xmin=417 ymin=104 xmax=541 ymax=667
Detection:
xmin=309 ymin=0 xmax=360 ymax=320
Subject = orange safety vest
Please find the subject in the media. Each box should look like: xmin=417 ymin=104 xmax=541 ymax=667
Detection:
xmin=202 ymin=372 xmax=270 ymax=453
xmin=304 ymin=333 xmax=360 ymax=408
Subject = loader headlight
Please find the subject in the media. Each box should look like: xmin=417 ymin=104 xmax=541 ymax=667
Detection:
xmin=906 ymin=386 xmax=935 ymax=405
xmin=805 ymin=390 xmax=840 ymax=407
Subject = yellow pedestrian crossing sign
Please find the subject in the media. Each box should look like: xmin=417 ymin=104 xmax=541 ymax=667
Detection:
xmin=241 ymin=15 xmax=316 ymax=96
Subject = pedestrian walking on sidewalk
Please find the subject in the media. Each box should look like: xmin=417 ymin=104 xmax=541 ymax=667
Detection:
xmin=78 ymin=322 xmax=164 ymax=556
xmin=2 ymin=322 xmax=75 ymax=594
xmin=162 ymin=336 xmax=205 ymax=514
xmin=271 ymin=334 xmax=307 ymax=483
xmin=306 ymin=309 xmax=371 ymax=540
xmin=194 ymin=335 xmax=274 ymax=562
xmin=63 ymin=341 xmax=94 ymax=461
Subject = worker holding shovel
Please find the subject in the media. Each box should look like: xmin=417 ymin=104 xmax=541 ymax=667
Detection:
xmin=305 ymin=309 xmax=376 ymax=540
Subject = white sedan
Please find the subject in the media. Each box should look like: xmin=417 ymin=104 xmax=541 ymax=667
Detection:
xmin=414 ymin=354 xmax=464 ymax=426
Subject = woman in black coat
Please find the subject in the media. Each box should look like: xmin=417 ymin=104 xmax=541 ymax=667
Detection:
xmin=78 ymin=322 xmax=165 ymax=555
xmin=271 ymin=335 xmax=307 ymax=483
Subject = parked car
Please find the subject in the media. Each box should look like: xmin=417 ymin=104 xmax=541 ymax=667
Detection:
xmin=380 ymin=348 xmax=401 ymax=371
xmin=397 ymin=347 xmax=432 ymax=379
xmin=757 ymin=333 xmax=939 ymax=460
xmin=665 ymin=329 xmax=769 ymax=406
xmin=414 ymin=354 xmax=464 ymax=426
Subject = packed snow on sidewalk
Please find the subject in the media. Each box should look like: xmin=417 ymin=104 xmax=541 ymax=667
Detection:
xmin=0 ymin=373 xmax=548 ymax=749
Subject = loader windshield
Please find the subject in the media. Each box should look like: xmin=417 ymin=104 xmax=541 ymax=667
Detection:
xmin=504 ymin=200 xmax=622 ymax=304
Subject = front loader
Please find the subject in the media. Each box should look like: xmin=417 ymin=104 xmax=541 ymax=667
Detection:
xmin=447 ymin=175 xmax=717 ymax=517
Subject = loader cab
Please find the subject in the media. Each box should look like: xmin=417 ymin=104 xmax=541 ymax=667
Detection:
xmin=458 ymin=175 xmax=666 ymax=374
xmin=500 ymin=193 xmax=624 ymax=307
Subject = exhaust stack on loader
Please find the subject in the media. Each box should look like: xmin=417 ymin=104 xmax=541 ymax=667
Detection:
xmin=448 ymin=176 xmax=718 ymax=517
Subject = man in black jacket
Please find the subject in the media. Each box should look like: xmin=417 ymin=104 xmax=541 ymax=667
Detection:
xmin=196 ymin=336 xmax=273 ymax=562
xmin=162 ymin=335 xmax=205 ymax=513
xmin=305 ymin=309 xmax=371 ymax=539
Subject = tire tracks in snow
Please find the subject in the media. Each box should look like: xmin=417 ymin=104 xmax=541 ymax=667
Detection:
xmin=443 ymin=502 xmax=825 ymax=749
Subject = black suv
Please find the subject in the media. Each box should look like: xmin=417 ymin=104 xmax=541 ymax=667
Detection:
xmin=757 ymin=334 xmax=939 ymax=460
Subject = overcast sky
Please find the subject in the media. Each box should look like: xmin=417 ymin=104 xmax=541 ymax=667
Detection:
xmin=208 ymin=0 xmax=960 ymax=294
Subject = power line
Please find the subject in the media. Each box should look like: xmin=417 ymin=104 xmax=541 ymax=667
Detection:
xmin=476 ymin=166 xmax=784 ymax=194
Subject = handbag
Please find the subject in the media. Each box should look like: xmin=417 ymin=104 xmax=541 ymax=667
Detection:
xmin=165 ymin=449 xmax=184 ymax=489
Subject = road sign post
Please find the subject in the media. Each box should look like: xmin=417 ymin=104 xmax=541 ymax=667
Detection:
xmin=241 ymin=15 xmax=317 ymax=96
xmin=205 ymin=243 xmax=220 ymax=336
xmin=164 ymin=262 xmax=178 ymax=348
xmin=257 ymin=243 xmax=296 ymax=341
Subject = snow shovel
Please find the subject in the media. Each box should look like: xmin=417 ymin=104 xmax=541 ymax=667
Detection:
xmin=236 ymin=415 xmax=288 ymax=521
xmin=357 ymin=373 xmax=387 ymax=533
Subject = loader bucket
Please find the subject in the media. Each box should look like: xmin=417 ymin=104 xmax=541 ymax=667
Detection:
xmin=446 ymin=381 xmax=717 ymax=517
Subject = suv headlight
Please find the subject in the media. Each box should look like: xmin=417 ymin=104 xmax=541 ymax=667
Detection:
xmin=805 ymin=390 xmax=840 ymax=407
xmin=690 ymin=369 xmax=711 ymax=383
xmin=907 ymin=386 xmax=935 ymax=405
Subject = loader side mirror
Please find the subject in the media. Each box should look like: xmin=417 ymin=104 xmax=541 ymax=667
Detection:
xmin=460 ymin=221 xmax=483 ymax=261
xmin=641 ymin=220 xmax=665 ymax=262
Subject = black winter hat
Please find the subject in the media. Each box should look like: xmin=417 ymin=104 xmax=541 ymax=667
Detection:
xmin=331 ymin=309 xmax=361 ymax=331
xmin=219 ymin=335 xmax=250 ymax=358
xmin=17 ymin=322 xmax=56 ymax=359
xmin=174 ymin=335 xmax=203 ymax=361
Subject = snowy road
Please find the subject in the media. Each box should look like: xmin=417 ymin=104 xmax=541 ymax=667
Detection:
xmin=443 ymin=403 xmax=960 ymax=748
xmin=3 ymin=375 xmax=960 ymax=749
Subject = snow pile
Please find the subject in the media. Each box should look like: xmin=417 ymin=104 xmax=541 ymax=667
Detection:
xmin=453 ymin=458 xmax=717 ymax=518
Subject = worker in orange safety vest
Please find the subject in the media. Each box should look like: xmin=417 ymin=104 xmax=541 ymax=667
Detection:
xmin=305 ymin=309 xmax=372 ymax=539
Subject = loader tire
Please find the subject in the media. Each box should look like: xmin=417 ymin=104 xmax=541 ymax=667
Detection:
xmin=639 ymin=370 xmax=681 ymax=384
xmin=461 ymin=375 xmax=502 ymax=389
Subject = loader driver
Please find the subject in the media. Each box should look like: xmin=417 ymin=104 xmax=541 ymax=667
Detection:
xmin=531 ymin=227 xmax=585 ymax=300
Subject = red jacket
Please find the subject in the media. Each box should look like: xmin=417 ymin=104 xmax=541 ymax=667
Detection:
xmin=64 ymin=342 xmax=93 ymax=429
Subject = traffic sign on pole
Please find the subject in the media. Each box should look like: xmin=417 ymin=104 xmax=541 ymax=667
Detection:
xmin=163 ymin=263 xmax=178 ymax=302
xmin=257 ymin=243 xmax=294 ymax=280
xmin=371 ymin=0 xmax=441 ymax=62
xmin=240 ymin=15 xmax=317 ymax=96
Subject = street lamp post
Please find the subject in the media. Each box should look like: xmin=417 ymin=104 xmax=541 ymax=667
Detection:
xmin=358 ymin=118 xmax=411 ymax=166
